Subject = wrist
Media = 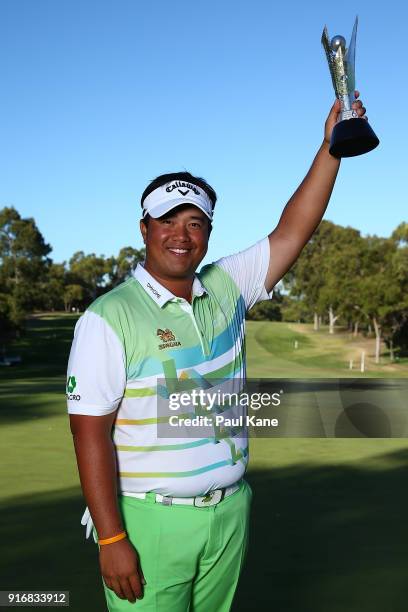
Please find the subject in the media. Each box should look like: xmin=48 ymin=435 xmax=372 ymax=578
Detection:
xmin=99 ymin=530 xmax=127 ymax=545
xmin=99 ymin=537 xmax=131 ymax=552
xmin=320 ymin=138 xmax=341 ymax=162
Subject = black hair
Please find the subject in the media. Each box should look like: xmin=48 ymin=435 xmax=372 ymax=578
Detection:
xmin=140 ymin=171 xmax=217 ymax=210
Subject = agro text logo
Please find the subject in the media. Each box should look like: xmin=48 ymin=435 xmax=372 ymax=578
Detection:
xmin=66 ymin=375 xmax=81 ymax=401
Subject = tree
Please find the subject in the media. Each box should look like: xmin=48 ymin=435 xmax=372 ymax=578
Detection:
xmin=391 ymin=222 xmax=408 ymax=245
xmin=358 ymin=236 xmax=401 ymax=363
xmin=68 ymin=251 xmax=109 ymax=302
xmin=64 ymin=284 xmax=85 ymax=312
xmin=106 ymin=246 xmax=145 ymax=288
xmin=0 ymin=293 xmax=14 ymax=341
xmin=283 ymin=221 xmax=333 ymax=330
xmin=0 ymin=207 xmax=52 ymax=326
xmin=315 ymin=225 xmax=365 ymax=334
xmin=380 ymin=231 xmax=408 ymax=358
xmin=40 ymin=262 xmax=67 ymax=311
xmin=247 ymin=290 xmax=282 ymax=321
xmin=283 ymin=220 xmax=360 ymax=331
xmin=280 ymin=294 xmax=313 ymax=323
xmin=282 ymin=219 xmax=408 ymax=362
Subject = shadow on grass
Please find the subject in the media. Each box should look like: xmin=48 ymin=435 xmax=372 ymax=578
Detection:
xmin=2 ymin=451 xmax=408 ymax=612
xmin=237 ymin=451 xmax=408 ymax=612
xmin=0 ymin=487 xmax=106 ymax=611
xmin=0 ymin=377 xmax=66 ymax=424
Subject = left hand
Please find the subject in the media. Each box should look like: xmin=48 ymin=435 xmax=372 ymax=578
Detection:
xmin=324 ymin=90 xmax=367 ymax=144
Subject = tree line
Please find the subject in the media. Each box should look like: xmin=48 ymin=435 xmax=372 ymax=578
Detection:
xmin=1 ymin=207 xmax=407 ymax=358
xmin=0 ymin=207 xmax=145 ymax=338
xmin=248 ymin=219 xmax=408 ymax=360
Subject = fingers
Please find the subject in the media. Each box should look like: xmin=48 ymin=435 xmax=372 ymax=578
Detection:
xmin=104 ymin=568 xmax=145 ymax=603
xmin=329 ymin=98 xmax=341 ymax=118
xmin=121 ymin=577 xmax=139 ymax=603
xmin=99 ymin=541 xmax=146 ymax=603
xmin=105 ymin=576 xmax=142 ymax=603
xmin=352 ymin=91 xmax=368 ymax=118
xmin=352 ymin=99 xmax=366 ymax=118
xmin=106 ymin=577 xmax=126 ymax=600
xmin=129 ymin=572 xmax=144 ymax=599
xmin=331 ymin=97 xmax=367 ymax=117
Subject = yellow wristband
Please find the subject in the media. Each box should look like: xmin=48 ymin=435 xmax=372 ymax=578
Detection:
xmin=99 ymin=531 xmax=127 ymax=545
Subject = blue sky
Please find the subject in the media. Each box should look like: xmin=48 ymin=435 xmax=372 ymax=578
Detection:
xmin=1 ymin=0 xmax=406 ymax=265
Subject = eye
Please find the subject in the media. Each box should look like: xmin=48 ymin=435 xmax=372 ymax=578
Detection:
xmin=161 ymin=218 xmax=172 ymax=224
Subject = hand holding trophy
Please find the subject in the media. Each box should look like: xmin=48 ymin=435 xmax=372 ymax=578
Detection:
xmin=322 ymin=17 xmax=379 ymax=158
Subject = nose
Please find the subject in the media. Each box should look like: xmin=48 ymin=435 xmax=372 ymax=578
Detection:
xmin=171 ymin=222 xmax=190 ymax=242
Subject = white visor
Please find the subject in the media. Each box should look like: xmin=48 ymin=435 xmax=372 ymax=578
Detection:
xmin=142 ymin=180 xmax=214 ymax=220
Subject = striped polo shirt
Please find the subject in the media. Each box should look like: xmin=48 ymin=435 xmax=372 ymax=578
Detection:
xmin=67 ymin=237 xmax=272 ymax=497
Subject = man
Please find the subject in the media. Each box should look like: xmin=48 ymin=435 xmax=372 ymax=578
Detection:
xmin=67 ymin=93 xmax=367 ymax=611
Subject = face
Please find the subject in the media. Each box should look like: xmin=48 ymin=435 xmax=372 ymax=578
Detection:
xmin=140 ymin=205 xmax=210 ymax=281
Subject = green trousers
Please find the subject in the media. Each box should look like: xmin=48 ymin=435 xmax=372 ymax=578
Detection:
xmin=100 ymin=480 xmax=252 ymax=611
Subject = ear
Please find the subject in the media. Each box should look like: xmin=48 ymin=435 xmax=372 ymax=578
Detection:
xmin=140 ymin=219 xmax=147 ymax=244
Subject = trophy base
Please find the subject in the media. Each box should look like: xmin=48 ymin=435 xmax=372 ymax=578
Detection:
xmin=329 ymin=118 xmax=380 ymax=158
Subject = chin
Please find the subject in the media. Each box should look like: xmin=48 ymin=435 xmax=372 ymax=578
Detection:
xmin=164 ymin=256 xmax=204 ymax=276
xmin=166 ymin=265 xmax=196 ymax=278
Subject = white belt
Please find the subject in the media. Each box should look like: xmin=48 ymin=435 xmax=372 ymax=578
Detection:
xmin=121 ymin=480 xmax=242 ymax=507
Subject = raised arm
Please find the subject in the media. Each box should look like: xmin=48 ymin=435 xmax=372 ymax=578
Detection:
xmin=70 ymin=412 xmax=145 ymax=603
xmin=265 ymin=91 xmax=367 ymax=293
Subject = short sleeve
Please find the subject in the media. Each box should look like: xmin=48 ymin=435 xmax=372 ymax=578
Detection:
xmin=214 ymin=237 xmax=273 ymax=311
xmin=66 ymin=310 xmax=126 ymax=416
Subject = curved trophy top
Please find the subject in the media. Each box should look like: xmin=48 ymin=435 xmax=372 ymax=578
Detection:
xmin=321 ymin=16 xmax=358 ymax=98
xmin=345 ymin=16 xmax=358 ymax=94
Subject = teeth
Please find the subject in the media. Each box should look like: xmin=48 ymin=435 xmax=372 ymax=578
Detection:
xmin=169 ymin=248 xmax=189 ymax=253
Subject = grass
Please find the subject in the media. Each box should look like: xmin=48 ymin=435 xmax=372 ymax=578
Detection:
xmin=246 ymin=321 xmax=408 ymax=378
xmin=1 ymin=314 xmax=408 ymax=611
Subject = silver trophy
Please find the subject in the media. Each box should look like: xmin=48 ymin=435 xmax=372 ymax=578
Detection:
xmin=322 ymin=17 xmax=379 ymax=157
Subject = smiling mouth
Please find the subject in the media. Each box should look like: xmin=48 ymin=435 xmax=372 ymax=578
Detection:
xmin=167 ymin=248 xmax=191 ymax=256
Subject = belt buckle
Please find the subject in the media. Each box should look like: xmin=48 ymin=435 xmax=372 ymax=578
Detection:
xmin=194 ymin=489 xmax=222 ymax=507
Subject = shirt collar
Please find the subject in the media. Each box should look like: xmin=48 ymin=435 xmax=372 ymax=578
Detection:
xmin=132 ymin=262 xmax=206 ymax=308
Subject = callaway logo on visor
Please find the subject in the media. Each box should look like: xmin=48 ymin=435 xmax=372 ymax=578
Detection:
xmin=142 ymin=181 xmax=214 ymax=221
xmin=165 ymin=181 xmax=201 ymax=197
